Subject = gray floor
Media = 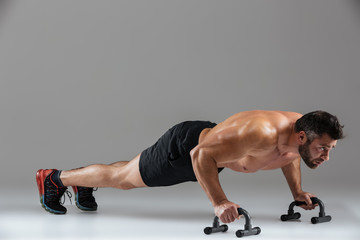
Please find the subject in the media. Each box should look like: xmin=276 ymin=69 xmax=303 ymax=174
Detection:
xmin=1 ymin=181 xmax=359 ymax=240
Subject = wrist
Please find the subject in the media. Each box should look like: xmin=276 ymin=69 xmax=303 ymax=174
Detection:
xmin=292 ymin=189 xmax=304 ymax=199
xmin=213 ymin=198 xmax=229 ymax=207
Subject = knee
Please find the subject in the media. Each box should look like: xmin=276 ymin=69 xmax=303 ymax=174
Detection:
xmin=108 ymin=159 xmax=143 ymax=190
xmin=115 ymin=181 xmax=136 ymax=190
xmin=111 ymin=175 xmax=136 ymax=190
xmin=109 ymin=170 xmax=136 ymax=190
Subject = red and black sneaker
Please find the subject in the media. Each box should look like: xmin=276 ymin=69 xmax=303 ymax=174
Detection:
xmin=72 ymin=186 xmax=98 ymax=211
xmin=36 ymin=169 xmax=69 ymax=214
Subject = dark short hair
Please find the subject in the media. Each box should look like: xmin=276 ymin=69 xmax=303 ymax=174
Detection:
xmin=295 ymin=111 xmax=344 ymax=142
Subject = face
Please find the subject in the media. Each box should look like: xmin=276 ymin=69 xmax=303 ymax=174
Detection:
xmin=298 ymin=134 xmax=337 ymax=169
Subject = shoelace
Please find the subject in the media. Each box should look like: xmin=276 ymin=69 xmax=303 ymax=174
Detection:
xmin=61 ymin=190 xmax=72 ymax=205
xmin=45 ymin=181 xmax=68 ymax=203
xmin=46 ymin=186 xmax=97 ymax=205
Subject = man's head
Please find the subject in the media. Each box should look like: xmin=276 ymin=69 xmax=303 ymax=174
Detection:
xmin=295 ymin=111 xmax=344 ymax=169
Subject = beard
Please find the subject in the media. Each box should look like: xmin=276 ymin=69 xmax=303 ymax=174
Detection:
xmin=298 ymin=141 xmax=322 ymax=169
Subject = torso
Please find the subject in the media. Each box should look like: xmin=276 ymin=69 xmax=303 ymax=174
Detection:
xmin=196 ymin=110 xmax=303 ymax=173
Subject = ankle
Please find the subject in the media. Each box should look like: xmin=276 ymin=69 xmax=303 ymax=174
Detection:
xmin=51 ymin=170 xmax=65 ymax=188
xmin=59 ymin=171 xmax=70 ymax=187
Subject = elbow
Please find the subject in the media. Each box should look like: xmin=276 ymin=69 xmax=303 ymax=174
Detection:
xmin=190 ymin=147 xmax=200 ymax=164
xmin=190 ymin=147 xmax=214 ymax=166
xmin=190 ymin=147 xmax=207 ymax=165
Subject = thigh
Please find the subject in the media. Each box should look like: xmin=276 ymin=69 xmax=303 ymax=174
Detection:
xmin=123 ymin=153 xmax=148 ymax=188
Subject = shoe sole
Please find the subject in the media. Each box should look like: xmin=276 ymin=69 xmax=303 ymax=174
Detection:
xmin=75 ymin=194 xmax=98 ymax=211
xmin=72 ymin=186 xmax=98 ymax=211
xmin=36 ymin=169 xmax=66 ymax=214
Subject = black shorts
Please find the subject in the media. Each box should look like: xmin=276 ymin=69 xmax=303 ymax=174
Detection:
xmin=139 ymin=121 xmax=224 ymax=187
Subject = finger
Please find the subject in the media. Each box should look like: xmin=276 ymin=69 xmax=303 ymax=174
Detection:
xmin=305 ymin=195 xmax=312 ymax=206
xmin=225 ymin=215 xmax=231 ymax=223
xmin=226 ymin=212 xmax=233 ymax=223
xmin=231 ymin=206 xmax=239 ymax=221
xmin=234 ymin=203 xmax=241 ymax=216
xmin=302 ymin=205 xmax=312 ymax=210
xmin=304 ymin=195 xmax=313 ymax=209
xmin=301 ymin=205 xmax=309 ymax=210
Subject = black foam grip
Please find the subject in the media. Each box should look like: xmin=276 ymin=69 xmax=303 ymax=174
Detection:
xmin=294 ymin=197 xmax=319 ymax=206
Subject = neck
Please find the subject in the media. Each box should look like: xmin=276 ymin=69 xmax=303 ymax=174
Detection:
xmin=286 ymin=123 xmax=300 ymax=151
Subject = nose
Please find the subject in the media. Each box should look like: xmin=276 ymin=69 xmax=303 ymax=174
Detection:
xmin=321 ymin=151 xmax=330 ymax=161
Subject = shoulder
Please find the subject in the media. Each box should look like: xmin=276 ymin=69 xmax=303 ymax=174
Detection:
xmin=229 ymin=111 xmax=298 ymax=144
xmin=205 ymin=110 xmax=299 ymax=144
xmin=244 ymin=117 xmax=278 ymax=146
xmin=271 ymin=111 xmax=302 ymax=122
xmin=217 ymin=115 xmax=279 ymax=146
xmin=258 ymin=110 xmax=302 ymax=127
xmin=220 ymin=110 xmax=301 ymax=125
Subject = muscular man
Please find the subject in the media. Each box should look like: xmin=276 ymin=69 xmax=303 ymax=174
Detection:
xmin=36 ymin=110 xmax=344 ymax=223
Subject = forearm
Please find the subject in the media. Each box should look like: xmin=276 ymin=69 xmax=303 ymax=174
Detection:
xmin=191 ymin=148 xmax=227 ymax=206
xmin=281 ymin=158 xmax=303 ymax=198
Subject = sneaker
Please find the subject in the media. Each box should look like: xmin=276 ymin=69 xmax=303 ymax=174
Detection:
xmin=36 ymin=169 xmax=68 ymax=214
xmin=72 ymin=186 xmax=98 ymax=211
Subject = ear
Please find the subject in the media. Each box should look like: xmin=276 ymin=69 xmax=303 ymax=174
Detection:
xmin=298 ymin=131 xmax=308 ymax=144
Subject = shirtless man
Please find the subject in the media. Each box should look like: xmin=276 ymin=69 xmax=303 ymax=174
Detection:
xmin=36 ymin=110 xmax=344 ymax=224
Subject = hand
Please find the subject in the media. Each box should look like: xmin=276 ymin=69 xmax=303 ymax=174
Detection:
xmin=294 ymin=191 xmax=318 ymax=210
xmin=214 ymin=200 xmax=241 ymax=223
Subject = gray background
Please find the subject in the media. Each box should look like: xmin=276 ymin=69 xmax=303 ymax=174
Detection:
xmin=1 ymin=0 xmax=358 ymax=188
xmin=0 ymin=1 xmax=359 ymax=239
